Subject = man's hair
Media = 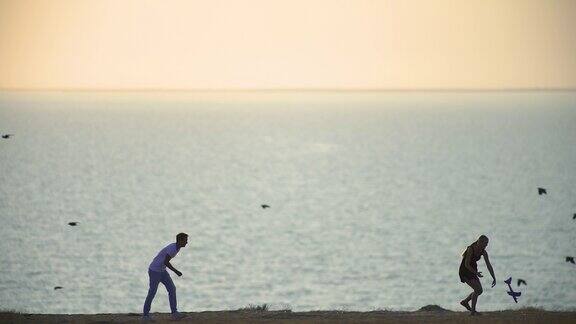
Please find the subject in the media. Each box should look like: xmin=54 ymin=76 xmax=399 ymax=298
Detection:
xmin=478 ymin=235 xmax=489 ymax=243
xmin=176 ymin=232 xmax=188 ymax=241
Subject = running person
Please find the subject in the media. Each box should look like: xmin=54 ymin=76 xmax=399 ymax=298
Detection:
xmin=459 ymin=235 xmax=496 ymax=315
xmin=143 ymin=233 xmax=188 ymax=321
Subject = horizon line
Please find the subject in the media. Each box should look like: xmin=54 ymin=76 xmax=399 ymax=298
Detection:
xmin=1 ymin=87 xmax=576 ymax=93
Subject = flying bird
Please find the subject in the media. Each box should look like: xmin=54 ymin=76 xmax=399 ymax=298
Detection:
xmin=1 ymin=134 xmax=14 ymax=139
xmin=567 ymin=257 xmax=575 ymax=264
xmin=538 ymin=188 xmax=547 ymax=195
xmin=68 ymin=222 xmax=78 ymax=226
xmin=517 ymin=279 xmax=527 ymax=286
xmin=54 ymin=286 xmax=63 ymax=290
xmin=261 ymin=204 xmax=270 ymax=209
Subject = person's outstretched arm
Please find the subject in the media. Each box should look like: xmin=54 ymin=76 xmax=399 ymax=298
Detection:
xmin=164 ymin=255 xmax=182 ymax=276
xmin=483 ymin=251 xmax=496 ymax=287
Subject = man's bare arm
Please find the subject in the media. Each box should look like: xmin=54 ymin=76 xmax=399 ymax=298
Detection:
xmin=483 ymin=251 xmax=496 ymax=287
xmin=164 ymin=255 xmax=182 ymax=276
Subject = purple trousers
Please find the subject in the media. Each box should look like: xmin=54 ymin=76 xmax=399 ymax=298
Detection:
xmin=143 ymin=269 xmax=177 ymax=315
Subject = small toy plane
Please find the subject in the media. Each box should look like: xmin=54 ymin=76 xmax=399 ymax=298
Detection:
xmin=504 ymin=277 xmax=521 ymax=303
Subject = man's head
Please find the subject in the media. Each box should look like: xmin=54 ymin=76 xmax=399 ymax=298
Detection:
xmin=477 ymin=235 xmax=489 ymax=250
xmin=176 ymin=232 xmax=188 ymax=248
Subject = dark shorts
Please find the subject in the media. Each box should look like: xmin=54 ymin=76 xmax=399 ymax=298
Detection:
xmin=459 ymin=266 xmax=478 ymax=283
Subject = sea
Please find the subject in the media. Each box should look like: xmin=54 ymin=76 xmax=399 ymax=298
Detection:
xmin=0 ymin=91 xmax=575 ymax=314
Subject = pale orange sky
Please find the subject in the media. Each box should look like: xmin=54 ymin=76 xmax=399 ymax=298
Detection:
xmin=0 ymin=0 xmax=575 ymax=90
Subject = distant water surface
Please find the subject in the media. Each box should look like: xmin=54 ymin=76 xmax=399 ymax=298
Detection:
xmin=0 ymin=91 xmax=575 ymax=313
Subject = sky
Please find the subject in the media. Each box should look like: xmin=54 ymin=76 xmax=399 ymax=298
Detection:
xmin=0 ymin=0 xmax=575 ymax=90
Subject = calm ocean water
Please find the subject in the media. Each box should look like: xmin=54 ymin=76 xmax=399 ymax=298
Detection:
xmin=0 ymin=91 xmax=575 ymax=314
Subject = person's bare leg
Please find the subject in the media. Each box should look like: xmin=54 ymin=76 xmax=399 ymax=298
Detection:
xmin=470 ymin=293 xmax=480 ymax=315
xmin=460 ymin=292 xmax=473 ymax=311
xmin=465 ymin=278 xmax=483 ymax=315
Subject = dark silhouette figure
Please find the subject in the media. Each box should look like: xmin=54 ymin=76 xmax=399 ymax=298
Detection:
xmin=567 ymin=256 xmax=575 ymax=264
xmin=459 ymin=235 xmax=496 ymax=316
xmin=504 ymin=277 xmax=521 ymax=303
xmin=517 ymin=279 xmax=527 ymax=286
xmin=573 ymin=213 xmax=575 ymax=220
xmin=538 ymin=188 xmax=547 ymax=195
xmin=1 ymin=134 xmax=14 ymax=139
xmin=54 ymin=286 xmax=63 ymax=290
xmin=261 ymin=204 xmax=270 ymax=209
xmin=68 ymin=222 xmax=78 ymax=226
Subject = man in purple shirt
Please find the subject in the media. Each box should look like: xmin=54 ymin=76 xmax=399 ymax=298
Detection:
xmin=143 ymin=233 xmax=188 ymax=321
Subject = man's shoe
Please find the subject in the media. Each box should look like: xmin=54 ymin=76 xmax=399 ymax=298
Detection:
xmin=171 ymin=312 xmax=186 ymax=320
xmin=142 ymin=314 xmax=155 ymax=322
